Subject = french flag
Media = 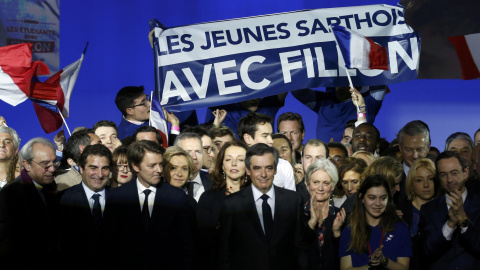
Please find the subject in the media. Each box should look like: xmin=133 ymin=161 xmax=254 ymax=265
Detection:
xmin=0 ymin=43 xmax=50 ymax=106
xmin=150 ymin=96 xmax=169 ymax=148
xmin=331 ymin=24 xmax=389 ymax=70
xmin=449 ymin=33 xmax=480 ymax=80
xmin=30 ymin=45 xmax=86 ymax=133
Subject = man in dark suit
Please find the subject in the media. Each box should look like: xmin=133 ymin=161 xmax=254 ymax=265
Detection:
xmin=174 ymin=132 xmax=212 ymax=201
xmin=105 ymin=140 xmax=194 ymax=269
xmin=419 ymin=151 xmax=480 ymax=269
xmin=218 ymin=143 xmax=313 ymax=270
xmin=0 ymin=138 xmax=59 ymax=269
xmin=58 ymin=144 xmax=112 ymax=269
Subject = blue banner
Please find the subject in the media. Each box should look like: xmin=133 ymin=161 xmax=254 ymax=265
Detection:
xmin=152 ymin=4 xmax=420 ymax=112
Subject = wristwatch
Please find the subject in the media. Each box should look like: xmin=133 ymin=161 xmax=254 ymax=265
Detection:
xmin=459 ymin=219 xmax=470 ymax=228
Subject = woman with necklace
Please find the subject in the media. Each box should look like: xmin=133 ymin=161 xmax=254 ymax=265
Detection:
xmin=196 ymin=140 xmax=249 ymax=270
xmin=339 ymin=174 xmax=411 ymax=270
xmin=305 ymin=158 xmax=346 ymax=270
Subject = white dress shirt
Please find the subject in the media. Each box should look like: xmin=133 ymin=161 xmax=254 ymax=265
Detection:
xmin=274 ymin=158 xmax=296 ymax=191
xmin=82 ymin=182 xmax=106 ymax=215
xmin=190 ymin=172 xmax=205 ymax=202
xmin=252 ymin=185 xmax=275 ymax=233
xmin=136 ymin=179 xmax=157 ymax=216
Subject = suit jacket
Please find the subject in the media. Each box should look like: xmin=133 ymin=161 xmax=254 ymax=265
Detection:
xmin=0 ymin=170 xmax=59 ymax=269
xmin=218 ymin=185 xmax=314 ymax=270
xmin=105 ymin=180 xmax=194 ymax=270
xmin=419 ymin=189 xmax=480 ymax=269
xmin=200 ymin=170 xmax=212 ymax=191
xmin=58 ymin=183 xmax=109 ymax=269
xmin=55 ymin=169 xmax=82 ymax=192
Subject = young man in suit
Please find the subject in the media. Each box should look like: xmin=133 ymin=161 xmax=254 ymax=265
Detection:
xmin=218 ymin=143 xmax=313 ymax=270
xmin=58 ymin=144 xmax=112 ymax=269
xmin=105 ymin=140 xmax=194 ymax=269
xmin=419 ymin=151 xmax=480 ymax=269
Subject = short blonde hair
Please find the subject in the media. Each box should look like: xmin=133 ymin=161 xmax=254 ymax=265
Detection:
xmin=405 ymin=158 xmax=438 ymax=200
xmin=163 ymin=146 xmax=195 ymax=181
xmin=362 ymin=156 xmax=403 ymax=190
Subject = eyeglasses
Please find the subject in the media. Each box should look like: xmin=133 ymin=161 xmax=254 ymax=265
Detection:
xmin=117 ymin=163 xmax=130 ymax=172
xmin=129 ymin=95 xmax=151 ymax=108
xmin=31 ymin=160 xmax=57 ymax=171
xmin=203 ymin=146 xmax=215 ymax=154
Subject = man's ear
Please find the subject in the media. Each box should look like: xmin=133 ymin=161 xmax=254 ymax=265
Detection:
xmin=243 ymin=133 xmax=253 ymax=146
xmin=131 ymin=163 xmax=140 ymax=174
xmin=67 ymin=158 xmax=76 ymax=167
xmin=21 ymin=160 xmax=31 ymax=172
xmin=79 ymin=166 xmax=84 ymax=175
xmin=126 ymin=107 xmax=134 ymax=117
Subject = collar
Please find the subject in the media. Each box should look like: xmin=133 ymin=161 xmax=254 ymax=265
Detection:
xmin=252 ymin=184 xmax=275 ymax=202
xmin=136 ymin=178 xmax=157 ymax=195
xmin=403 ymin=162 xmax=410 ymax=175
xmin=82 ymin=182 xmax=106 ymax=199
xmin=123 ymin=115 xmax=144 ymax=125
xmin=192 ymin=172 xmax=202 ymax=184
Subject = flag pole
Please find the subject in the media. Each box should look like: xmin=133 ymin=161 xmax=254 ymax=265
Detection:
xmin=149 ymin=91 xmax=153 ymax=126
xmin=57 ymin=106 xmax=72 ymax=136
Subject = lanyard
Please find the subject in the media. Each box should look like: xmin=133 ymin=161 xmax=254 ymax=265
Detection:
xmin=368 ymin=228 xmax=386 ymax=256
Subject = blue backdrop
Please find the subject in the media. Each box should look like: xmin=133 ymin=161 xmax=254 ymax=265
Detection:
xmin=1 ymin=0 xmax=479 ymax=150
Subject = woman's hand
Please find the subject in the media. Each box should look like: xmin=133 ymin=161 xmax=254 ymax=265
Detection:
xmin=332 ymin=208 xmax=346 ymax=238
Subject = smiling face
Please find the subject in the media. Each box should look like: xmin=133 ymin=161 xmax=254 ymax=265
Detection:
xmin=362 ymin=186 xmax=388 ymax=223
xmin=0 ymin=132 xmax=16 ymax=161
xmin=163 ymin=155 xmax=189 ymax=188
xmin=352 ymin=125 xmax=377 ymax=154
xmin=308 ymin=170 xmax=333 ymax=202
xmin=23 ymin=143 xmax=57 ymax=186
xmin=247 ymin=153 xmax=276 ymax=194
xmin=412 ymin=166 xmax=435 ymax=201
xmin=80 ymin=155 xmax=111 ymax=192
xmin=222 ymin=145 xmax=247 ymax=182
xmin=342 ymin=170 xmax=361 ymax=197
xmin=95 ymin=126 xmax=118 ymax=152
xmin=132 ymin=151 xmax=163 ymax=188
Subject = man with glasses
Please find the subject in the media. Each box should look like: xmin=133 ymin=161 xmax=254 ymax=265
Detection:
xmin=174 ymin=132 xmax=212 ymax=201
xmin=0 ymin=137 xmax=59 ymax=268
xmin=115 ymin=86 xmax=151 ymax=139
xmin=419 ymin=151 xmax=480 ymax=269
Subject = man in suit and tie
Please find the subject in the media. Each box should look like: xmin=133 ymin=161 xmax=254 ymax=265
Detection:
xmin=174 ymin=132 xmax=212 ymax=201
xmin=419 ymin=151 xmax=480 ymax=269
xmin=58 ymin=144 xmax=112 ymax=269
xmin=105 ymin=140 xmax=194 ymax=269
xmin=0 ymin=137 xmax=59 ymax=269
xmin=218 ymin=143 xmax=313 ymax=270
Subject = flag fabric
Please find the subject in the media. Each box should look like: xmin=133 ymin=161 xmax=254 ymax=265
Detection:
xmin=0 ymin=43 xmax=50 ymax=106
xmin=30 ymin=51 xmax=85 ymax=133
xmin=150 ymin=97 xmax=169 ymax=148
xmin=331 ymin=24 xmax=389 ymax=70
xmin=449 ymin=33 xmax=480 ymax=80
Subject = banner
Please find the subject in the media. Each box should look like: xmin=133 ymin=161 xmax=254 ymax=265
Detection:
xmin=152 ymin=4 xmax=420 ymax=112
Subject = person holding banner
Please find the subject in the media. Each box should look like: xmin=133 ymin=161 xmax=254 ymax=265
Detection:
xmin=115 ymin=86 xmax=151 ymax=140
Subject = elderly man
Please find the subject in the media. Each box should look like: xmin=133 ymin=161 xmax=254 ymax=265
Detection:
xmin=0 ymin=126 xmax=20 ymax=189
xmin=0 ymin=138 xmax=59 ymax=268
xmin=445 ymin=132 xmax=480 ymax=192
xmin=419 ymin=151 xmax=480 ymax=269
xmin=218 ymin=143 xmax=313 ymax=270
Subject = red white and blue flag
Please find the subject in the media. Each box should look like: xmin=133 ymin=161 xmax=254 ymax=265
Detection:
xmin=150 ymin=96 xmax=169 ymax=148
xmin=449 ymin=33 xmax=480 ymax=80
xmin=331 ymin=24 xmax=389 ymax=71
xmin=0 ymin=43 xmax=50 ymax=106
xmin=30 ymin=45 xmax=86 ymax=133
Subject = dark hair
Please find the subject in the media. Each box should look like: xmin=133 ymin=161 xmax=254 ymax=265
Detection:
xmin=57 ymin=130 xmax=94 ymax=172
xmin=334 ymin=157 xmax=368 ymax=196
xmin=272 ymin=133 xmax=293 ymax=152
xmin=93 ymin=120 xmax=118 ymax=133
xmin=435 ymin=151 xmax=468 ymax=172
xmin=112 ymin=146 xmax=130 ymax=181
xmin=115 ymin=86 xmax=145 ymax=117
xmin=133 ymin=126 xmax=163 ymax=145
xmin=276 ymin=112 xmax=305 ymax=133
xmin=354 ymin=123 xmax=381 ymax=143
xmin=245 ymin=143 xmax=279 ymax=170
xmin=78 ymin=144 xmax=113 ymax=170
xmin=327 ymin=142 xmax=348 ymax=157
xmin=237 ymin=112 xmax=272 ymax=142
xmin=397 ymin=120 xmax=430 ymax=145
xmin=127 ymin=140 xmax=165 ymax=172
xmin=210 ymin=126 xmax=236 ymax=140
xmin=348 ymin=174 xmax=400 ymax=253
xmin=183 ymin=126 xmax=214 ymax=139
xmin=445 ymin=132 xmax=474 ymax=151
xmin=345 ymin=120 xmax=356 ymax=129
xmin=210 ymin=140 xmax=249 ymax=191
xmin=303 ymin=139 xmax=329 ymax=158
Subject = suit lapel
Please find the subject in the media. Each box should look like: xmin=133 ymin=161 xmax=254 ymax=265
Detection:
xmin=271 ymin=186 xmax=285 ymax=245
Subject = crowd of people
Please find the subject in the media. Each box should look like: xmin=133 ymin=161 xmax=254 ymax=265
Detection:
xmin=0 ymin=85 xmax=479 ymax=270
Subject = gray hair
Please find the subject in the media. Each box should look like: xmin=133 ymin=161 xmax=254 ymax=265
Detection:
xmin=0 ymin=126 xmax=21 ymax=150
xmin=397 ymin=120 xmax=430 ymax=145
xmin=173 ymin=132 xmax=203 ymax=148
xmin=305 ymin=158 xmax=339 ymax=186
xmin=445 ymin=132 xmax=474 ymax=151
xmin=19 ymin=137 xmax=56 ymax=162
